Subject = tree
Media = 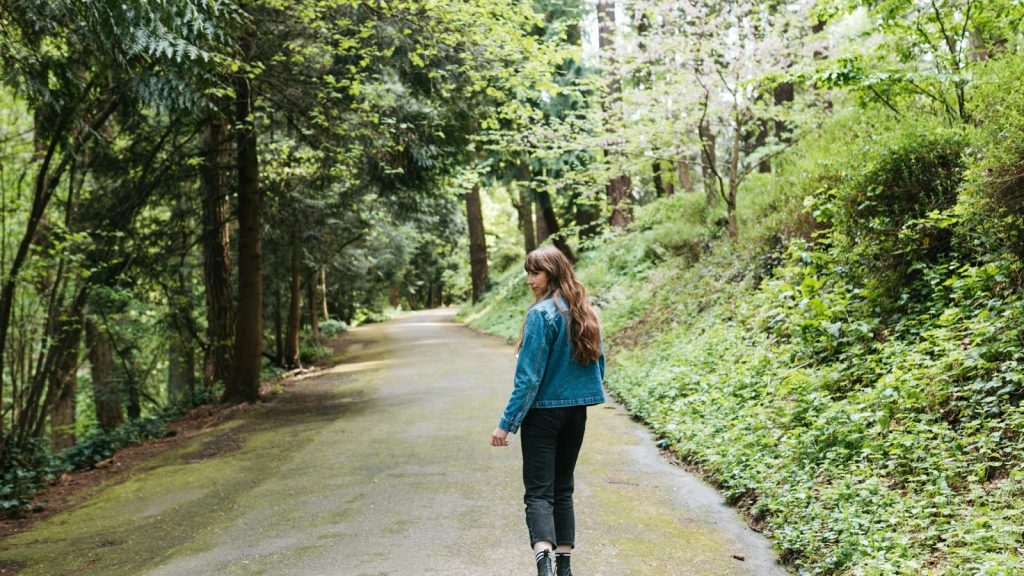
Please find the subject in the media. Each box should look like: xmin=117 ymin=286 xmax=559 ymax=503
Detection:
xmin=819 ymin=0 xmax=1024 ymax=124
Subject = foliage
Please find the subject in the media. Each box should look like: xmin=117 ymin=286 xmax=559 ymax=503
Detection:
xmin=464 ymin=78 xmax=1024 ymax=573
xmin=0 ymin=413 xmax=183 ymax=515
xmin=298 ymin=338 xmax=334 ymax=366
xmin=319 ymin=319 xmax=348 ymax=339
xmin=818 ymin=0 xmax=1024 ymax=123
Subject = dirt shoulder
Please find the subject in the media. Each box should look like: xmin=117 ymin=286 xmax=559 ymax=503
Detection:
xmin=0 ymin=335 xmax=354 ymax=544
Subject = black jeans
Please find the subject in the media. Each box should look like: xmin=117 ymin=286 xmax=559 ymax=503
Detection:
xmin=520 ymin=405 xmax=588 ymax=548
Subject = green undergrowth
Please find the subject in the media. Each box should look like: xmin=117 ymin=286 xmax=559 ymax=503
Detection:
xmin=0 ymin=387 xmax=218 ymax=515
xmin=460 ymin=57 xmax=1024 ymax=575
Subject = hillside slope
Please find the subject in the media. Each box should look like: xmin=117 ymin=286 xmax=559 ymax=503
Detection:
xmin=460 ymin=58 xmax=1024 ymax=576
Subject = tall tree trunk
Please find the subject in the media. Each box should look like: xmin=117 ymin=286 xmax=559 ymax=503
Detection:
xmin=285 ymin=228 xmax=302 ymax=369
xmin=726 ymin=116 xmax=742 ymax=238
xmin=200 ymin=118 xmax=234 ymax=388
xmin=25 ymin=288 xmax=89 ymax=444
xmin=224 ymin=50 xmax=263 ymax=404
xmin=574 ymin=190 xmax=601 ymax=242
xmin=677 ymin=157 xmax=694 ymax=192
xmin=535 ymin=191 xmax=576 ymax=262
xmin=607 ymin=175 xmax=633 ymax=228
xmin=320 ymin=268 xmax=329 ymax=322
xmin=754 ymin=120 xmax=771 ymax=173
xmin=49 ymin=341 xmax=78 ymax=453
xmin=465 ymin=184 xmax=489 ymax=303
xmin=516 ymin=164 xmax=537 ymax=254
xmin=699 ymin=119 xmax=718 ymax=205
xmin=274 ymin=279 xmax=284 ymax=366
xmin=652 ymin=161 xmax=666 ymax=197
xmin=389 ymin=284 xmax=400 ymax=307
xmin=597 ymin=0 xmax=619 ymax=98
xmin=773 ymin=82 xmax=794 ymax=144
xmin=85 ymin=316 xmax=122 ymax=431
xmin=534 ymin=200 xmax=551 ymax=245
xmin=517 ymin=188 xmax=537 ymax=255
xmin=597 ymin=0 xmax=632 ymax=228
xmin=307 ymin=267 xmax=320 ymax=340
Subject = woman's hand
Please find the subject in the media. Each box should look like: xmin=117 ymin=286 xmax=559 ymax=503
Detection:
xmin=490 ymin=427 xmax=509 ymax=447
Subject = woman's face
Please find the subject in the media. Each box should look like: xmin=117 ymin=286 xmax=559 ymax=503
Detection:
xmin=527 ymin=270 xmax=549 ymax=296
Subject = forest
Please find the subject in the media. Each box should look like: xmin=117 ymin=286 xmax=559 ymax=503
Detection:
xmin=1 ymin=0 xmax=1023 ymax=574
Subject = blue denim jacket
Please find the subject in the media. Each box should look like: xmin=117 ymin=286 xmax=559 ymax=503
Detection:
xmin=498 ymin=296 xmax=606 ymax=433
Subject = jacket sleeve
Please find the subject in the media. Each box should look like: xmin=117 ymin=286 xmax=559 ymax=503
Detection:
xmin=498 ymin=308 xmax=553 ymax=433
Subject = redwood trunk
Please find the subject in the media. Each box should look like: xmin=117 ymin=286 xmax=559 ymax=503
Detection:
xmin=465 ymin=184 xmax=489 ymax=303
xmin=285 ymin=228 xmax=302 ymax=368
xmin=699 ymin=119 xmax=718 ymax=205
xmin=534 ymin=199 xmax=550 ymax=244
xmin=652 ymin=161 xmax=666 ymax=197
xmin=274 ymin=279 xmax=284 ymax=365
xmin=49 ymin=346 xmax=78 ymax=453
xmin=727 ymin=118 xmax=741 ymax=238
xmin=607 ymin=175 xmax=633 ymax=228
xmin=677 ymin=157 xmax=694 ymax=192
xmin=307 ymin=268 xmax=320 ymax=340
xmin=518 ymin=188 xmax=537 ymax=255
xmin=535 ymin=190 xmax=576 ymax=262
xmin=597 ymin=0 xmax=632 ymax=228
xmin=320 ymin=269 xmax=329 ymax=322
xmin=200 ymin=118 xmax=235 ymax=388
xmin=224 ymin=57 xmax=263 ymax=404
xmin=86 ymin=317 xmax=122 ymax=431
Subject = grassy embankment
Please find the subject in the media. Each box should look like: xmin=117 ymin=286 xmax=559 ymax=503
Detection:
xmin=459 ymin=57 xmax=1024 ymax=575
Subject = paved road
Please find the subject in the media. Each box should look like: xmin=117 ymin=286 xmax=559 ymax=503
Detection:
xmin=0 ymin=309 xmax=789 ymax=576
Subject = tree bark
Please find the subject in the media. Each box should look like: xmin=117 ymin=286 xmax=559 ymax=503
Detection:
xmin=726 ymin=115 xmax=742 ymax=238
xmin=389 ymin=284 xmax=400 ymax=307
xmin=677 ymin=157 xmax=694 ymax=192
xmin=49 ymin=340 xmax=78 ymax=454
xmin=607 ymin=175 xmax=633 ymax=228
xmin=574 ymin=190 xmax=601 ymax=242
xmin=274 ymin=279 xmax=284 ymax=365
xmin=200 ymin=118 xmax=235 ymax=389
xmin=773 ymin=82 xmax=794 ymax=144
xmin=285 ymin=227 xmax=302 ymax=369
xmin=224 ymin=57 xmax=263 ymax=404
xmin=534 ymin=198 xmax=551 ymax=245
xmin=652 ymin=161 xmax=666 ymax=197
xmin=320 ymin=268 xmax=329 ymax=322
xmin=307 ymin=267 xmax=320 ymax=340
xmin=516 ymin=163 xmax=537 ymax=254
xmin=23 ymin=288 xmax=89 ymax=444
xmin=597 ymin=0 xmax=632 ymax=228
xmin=535 ymin=190 xmax=576 ymax=262
xmin=167 ymin=333 xmax=190 ymax=405
xmin=465 ymin=184 xmax=489 ymax=303
xmin=699 ymin=119 xmax=718 ymax=205
xmin=0 ymin=98 xmax=117 ymax=454
xmin=86 ymin=316 xmax=122 ymax=431
xmin=517 ymin=188 xmax=537 ymax=255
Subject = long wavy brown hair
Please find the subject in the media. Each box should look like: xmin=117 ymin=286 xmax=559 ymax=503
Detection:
xmin=516 ymin=246 xmax=602 ymax=365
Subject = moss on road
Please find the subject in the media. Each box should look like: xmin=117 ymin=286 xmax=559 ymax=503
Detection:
xmin=0 ymin=310 xmax=788 ymax=575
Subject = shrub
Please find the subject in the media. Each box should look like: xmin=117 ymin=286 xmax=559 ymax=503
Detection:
xmin=819 ymin=123 xmax=968 ymax=312
xmin=319 ymin=319 xmax=348 ymax=338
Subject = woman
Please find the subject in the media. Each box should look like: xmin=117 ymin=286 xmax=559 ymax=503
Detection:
xmin=490 ymin=246 xmax=606 ymax=576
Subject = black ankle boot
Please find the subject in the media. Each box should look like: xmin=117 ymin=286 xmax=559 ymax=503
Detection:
xmin=556 ymin=553 xmax=572 ymax=576
xmin=535 ymin=549 xmax=554 ymax=576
